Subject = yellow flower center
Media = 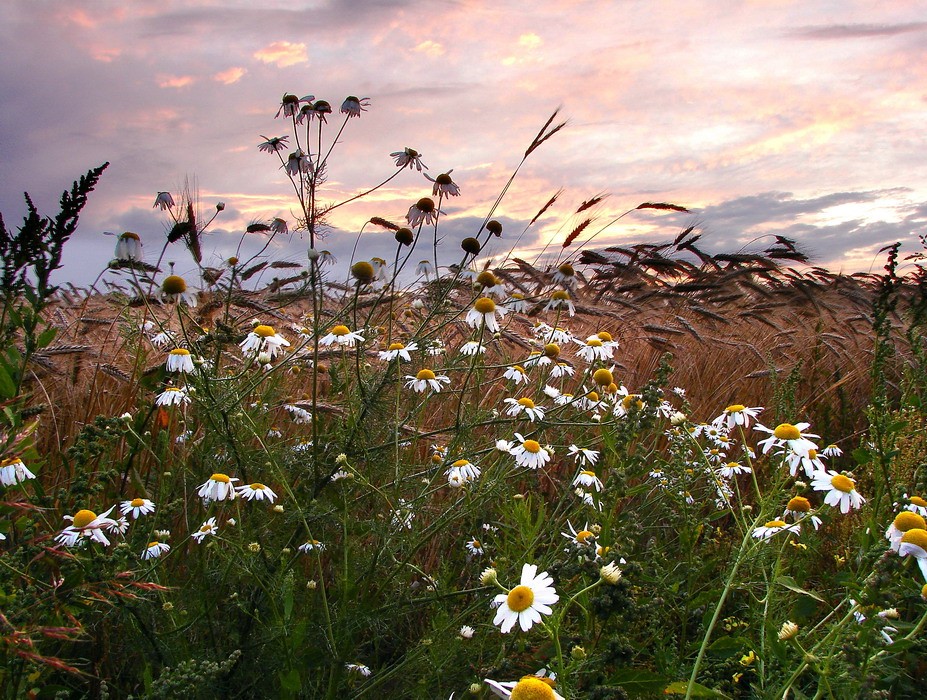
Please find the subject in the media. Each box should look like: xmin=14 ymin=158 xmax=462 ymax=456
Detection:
xmin=551 ymin=290 xmax=570 ymax=301
xmin=774 ymin=423 xmax=802 ymax=440
xmin=557 ymin=263 xmax=574 ymax=276
xmin=808 ymin=449 xmax=818 ymax=460
xmin=592 ymin=368 xmax=613 ymax=387
xmin=506 ymin=585 xmax=535 ymax=612
xmin=581 ymin=470 xmax=596 ymax=478
xmin=148 ymin=541 xmax=160 ymax=549
xmin=130 ymin=498 xmax=145 ymax=508
xmin=161 ymin=275 xmax=187 ymax=294
xmin=517 ymin=397 xmax=536 ymax=409
xmin=587 ymin=338 xmax=603 ymax=347
xmin=901 ymin=528 xmax=927 ymax=549
xmin=210 ymin=473 xmax=230 ymax=483
xmin=169 ymin=348 xmax=190 ymax=356
xmin=452 ymin=459 xmax=470 ymax=468
xmin=471 ymin=539 xmax=481 ymax=548
xmin=416 ymin=369 xmax=436 ymax=381
xmin=476 ymin=271 xmax=498 ymax=287
xmin=331 ymin=325 xmax=351 ymax=336
xmin=587 ymin=391 xmax=600 ymax=402
xmin=830 ymin=474 xmax=855 ymax=493
xmin=512 ymin=365 xmax=526 ymax=374
xmin=523 ymin=439 xmax=541 ymax=454
xmin=510 ymin=677 xmax=556 ymax=700
xmin=543 ymin=343 xmax=560 ymax=358
xmin=623 ymin=395 xmax=642 ymax=410
xmin=474 ymin=297 xmax=496 ymax=314
xmin=787 ymin=496 xmax=811 ymax=512
xmin=910 ymin=496 xmax=927 ymax=507
xmin=597 ymin=331 xmax=613 ymax=342
xmin=725 ymin=404 xmax=746 ymax=413
xmin=576 ymin=529 xmax=594 ymax=542
xmin=249 ymin=483 xmax=266 ymax=491
xmin=199 ymin=524 xmax=213 ymax=533
xmin=72 ymin=510 xmax=97 ymax=529
xmin=385 ymin=343 xmax=404 ymax=352
xmin=253 ymin=324 xmax=276 ymax=337
xmin=764 ymin=520 xmax=787 ymax=529
xmin=1 ymin=457 xmax=21 ymax=467
xmin=894 ymin=511 xmax=927 ymax=532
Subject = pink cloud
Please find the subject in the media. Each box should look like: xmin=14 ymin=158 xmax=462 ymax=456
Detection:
xmin=214 ymin=67 xmax=247 ymax=85
xmin=253 ymin=41 xmax=308 ymax=68
xmin=157 ymin=75 xmax=196 ymax=89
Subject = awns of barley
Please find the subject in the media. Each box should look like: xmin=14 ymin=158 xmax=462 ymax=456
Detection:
xmin=562 ymin=218 xmax=592 ymax=248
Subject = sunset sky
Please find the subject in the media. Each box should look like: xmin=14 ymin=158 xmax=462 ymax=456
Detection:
xmin=2 ymin=1 xmax=926 ymax=287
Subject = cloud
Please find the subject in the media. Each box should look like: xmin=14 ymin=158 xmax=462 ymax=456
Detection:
xmin=518 ymin=32 xmax=543 ymax=49
xmin=253 ymin=41 xmax=308 ymax=67
xmin=414 ymin=40 xmax=445 ymax=57
xmin=788 ymin=22 xmax=927 ymax=40
xmin=213 ymin=67 xmax=247 ymax=84
xmin=156 ymin=74 xmax=196 ymax=89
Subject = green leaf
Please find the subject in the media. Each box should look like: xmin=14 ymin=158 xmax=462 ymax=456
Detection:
xmin=279 ymin=668 xmax=302 ymax=692
xmin=664 ymin=680 xmax=730 ymax=697
xmin=283 ymin=585 xmax=294 ymax=622
xmin=37 ymin=326 xmax=57 ymax=349
xmin=852 ymin=447 xmax=872 ymax=465
xmin=609 ymin=668 xmax=672 ymax=695
xmin=708 ymin=635 xmax=746 ymax=658
xmin=0 ymin=363 xmax=15 ymax=400
xmin=776 ymin=575 xmax=825 ymax=602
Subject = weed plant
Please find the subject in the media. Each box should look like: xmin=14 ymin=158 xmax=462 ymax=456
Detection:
xmin=1 ymin=94 xmax=926 ymax=699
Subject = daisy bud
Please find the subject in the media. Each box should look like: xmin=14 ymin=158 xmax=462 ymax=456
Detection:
xmin=351 ymin=261 xmax=375 ymax=284
xmin=479 ymin=567 xmax=498 ymax=585
xmin=571 ymin=645 xmax=587 ymax=660
xmin=461 ymin=237 xmax=481 ymax=255
xmin=216 ymin=201 xmax=226 ymax=211
xmin=307 ymin=580 xmax=317 ymax=590
xmin=469 ymin=683 xmax=483 ymax=694
xmin=248 ymin=542 xmax=261 ymax=553
xmin=486 ymin=219 xmax=503 ymax=237
xmin=163 ymin=602 xmax=174 ymax=611
xmin=336 ymin=453 xmax=349 ymax=466
xmin=273 ymin=505 xmax=284 ymax=513
xmin=778 ymin=621 xmax=799 ymax=640
xmin=307 ymin=248 xmax=320 ymax=260
xmin=670 ymin=411 xmax=687 ymax=425
xmin=395 ymin=228 xmax=414 ymax=246
xmin=600 ymin=563 xmax=622 ymax=584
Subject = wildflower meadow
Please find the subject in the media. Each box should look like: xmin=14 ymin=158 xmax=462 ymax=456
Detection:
xmin=2 ymin=94 xmax=927 ymax=699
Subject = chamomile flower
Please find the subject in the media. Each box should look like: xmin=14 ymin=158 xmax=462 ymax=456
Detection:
xmin=782 ymin=495 xmax=822 ymax=528
xmin=466 ymin=537 xmax=485 ymax=556
xmin=717 ymin=461 xmax=752 ymax=478
xmin=340 ymin=95 xmax=370 ymax=117
xmin=56 ymin=506 xmax=120 ymax=547
xmin=755 ymin=422 xmax=819 ymax=457
xmin=459 ymin=625 xmax=475 ymax=639
xmin=0 ymin=457 xmax=35 ymax=486
xmin=115 ymin=231 xmax=143 ymax=261
xmin=391 ymin=147 xmax=427 ymax=171
xmin=810 ymin=469 xmax=865 ymax=514
xmin=405 ymin=369 xmax=451 ymax=393
xmin=885 ymin=511 xmax=927 ymax=552
xmin=510 ymin=433 xmax=551 ymax=470
xmin=156 ymin=387 xmax=189 ymax=407
xmin=299 ymin=539 xmax=326 ymax=553
xmin=142 ymin=541 xmax=170 ymax=560
xmin=504 ymin=397 xmax=546 ymax=422
xmin=378 ymin=341 xmax=418 ymax=362
xmin=492 ymin=563 xmax=559 ymax=633
xmin=447 ymin=459 xmax=481 ymax=484
xmin=153 ymin=191 xmax=175 ymax=210
xmin=192 ymin=517 xmax=218 ymax=543
xmin=149 ymin=329 xmax=176 ymax=348
xmin=165 ymin=348 xmax=195 ymax=373
xmin=503 ymin=365 xmax=529 ymax=384
xmin=712 ymin=404 xmax=763 ymax=431
xmin=426 ymin=170 xmax=461 ymax=197
xmin=576 ymin=337 xmax=613 ymax=363
xmin=345 ymin=663 xmax=372 ymax=677
xmin=120 ymin=498 xmax=155 ymax=519
xmin=544 ymin=290 xmax=575 ymax=316
xmin=573 ymin=469 xmax=604 ymax=492
xmin=320 ymin=325 xmax=365 ymax=348
xmin=549 ymin=362 xmax=575 ymax=379
xmin=821 ymin=443 xmax=844 ymax=458
xmin=504 ymin=293 xmax=529 ymax=313
xmin=466 ymin=297 xmax=507 ymax=333
xmin=495 ymin=438 xmax=515 ymax=453
xmin=240 ymin=324 xmax=290 ymax=359
xmin=897 ymin=528 xmax=927 ymax=581
xmin=197 ymin=473 xmax=239 ymax=503
xmin=785 ymin=448 xmax=826 ymax=479
xmin=161 ymin=275 xmax=197 ymax=307
xmin=459 ymin=340 xmax=485 ymax=356
xmin=552 ymin=262 xmax=578 ymax=287
xmin=235 ymin=482 xmax=278 ymax=503
xmin=276 ymin=93 xmax=313 ymax=118
xmin=485 ymin=675 xmax=564 ymax=700
xmin=904 ymin=495 xmax=927 ymax=517
xmin=407 ymin=197 xmax=441 ymax=227
xmin=568 ymin=444 xmax=599 ymax=467
xmin=752 ymin=519 xmax=801 ymax=540
xmin=258 ymin=135 xmax=289 ymax=153
xmin=561 ymin=521 xmax=597 ymax=546
xmin=284 ymin=404 xmax=312 ymax=424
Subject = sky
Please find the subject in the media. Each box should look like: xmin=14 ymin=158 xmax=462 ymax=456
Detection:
xmin=2 ymin=0 xmax=926 ymax=289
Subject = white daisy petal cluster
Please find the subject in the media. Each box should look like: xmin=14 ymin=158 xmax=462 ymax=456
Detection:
xmin=156 ymin=387 xmax=189 ymax=407
xmin=319 ymin=324 xmax=365 ymax=348
xmin=405 ymin=369 xmax=451 ymax=394
xmin=235 ymin=482 xmax=278 ymax=503
xmin=191 ymin=517 xmax=219 ymax=543
xmin=810 ymin=470 xmax=865 ymax=514
xmin=165 ymin=348 xmax=195 ymax=373
xmin=0 ymin=457 xmax=36 ymax=486
xmin=503 ymin=397 xmax=546 ymax=422
xmin=120 ymin=498 xmax=155 ymax=520
xmin=446 ymin=459 xmax=481 ymax=487
xmin=712 ymin=404 xmax=763 ymax=431
xmin=197 ymin=473 xmax=239 ymax=503
xmin=378 ymin=341 xmax=418 ymax=363
xmin=240 ymin=324 xmax=290 ymax=359
xmin=492 ymin=563 xmax=559 ymax=633
xmin=752 ymin=519 xmax=802 ymax=540
xmin=466 ymin=297 xmax=507 ymax=334
xmin=510 ymin=433 xmax=551 ymax=470
xmin=568 ymin=444 xmax=599 ymax=466
xmin=142 ymin=541 xmax=170 ymax=560
xmin=755 ymin=422 xmax=819 ymax=457
xmin=56 ymin=506 xmax=121 ymax=547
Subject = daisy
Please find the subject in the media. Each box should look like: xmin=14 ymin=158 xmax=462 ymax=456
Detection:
xmin=466 ymin=537 xmax=485 ymax=556
xmin=549 ymin=362 xmax=575 ymax=379
xmin=459 ymin=625 xmax=475 ymax=639
xmin=503 ymin=365 xmax=529 ymax=384
xmin=897 ymin=529 xmax=927 ymax=581
xmin=504 ymin=293 xmax=529 ymax=313
xmin=510 ymin=433 xmax=551 ymax=470
xmin=485 ymin=675 xmax=564 ymax=700
xmin=547 ymin=327 xmax=574 ymax=344
xmin=0 ymin=457 xmax=35 ymax=486
xmin=561 ymin=521 xmax=597 ymax=546
xmin=752 ymin=519 xmax=801 ymax=540
xmin=885 ymin=511 xmax=927 ymax=551
xmin=425 ymin=171 xmax=461 ymax=197
xmin=236 ymin=482 xmax=278 ymax=503
xmin=240 ymin=324 xmax=290 ymax=360
xmin=576 ymin=336 xmax=613 ymax=363
xmin=552 ymin=262 xmax=578 ymax=287
xmin=782 ymin=496 xmax=822 ymax=529
xmin=310 ymin=99 xmax=332 ymax=122
xmin=284 ymin=404 xmax=313 ymax=424
xmin=906 ymin=495 xmax=927 ymax=517
xmin=568 ymin=444 xmax=599 ymax=467
xmin=492 ymin=563 xmax=559 ymax=633
xmin=165 ymin=348 xmax=195 ymax=373
xmin=257 ymin=135 xmax=289 ymax=153
xmin=120 ymin=498 xmax=155 ymax=520
xmin=275 ymin=93 xmax=313 ymax=119
xmin=156 ymin=387 xmax=189 ymax=407
xmin=161 ymin=275 xmax=197 ymax=307
xmin=573 ymin=469 xmax=604 ymax=492
xmin=821 ymin=443 xmax=843 ymax=458
xmin=150 ymin=329 xmax=176 ymax=349
xmin=784 ymin=448 xmax=826 ymax=479
xmin=810 ymin=469 xmax=865 ymax=514
xmin=391 ymin=147 xmax=427 ymax=171
xmin=142 ymin=541 xmax=170 ymax=560
xmin=345 ymin=663 xmax=372 ymax=677
xmin=415 ymin=259 xmax=434 ymax=278
xmin=56 ymin=506 xmax=120 ymax=547
xmin=153 ymin=192 xmax=175 ymax=210
xmin=378 ymin=341 xmax=418 ymax=363
xmin=407 ymin=197 xmax=440 ymax=227
xmin=466 ymin=297 xmax=507 ymax=334
xmin=197 ymin=473 xmax=239 ymax=503
xmin=755 ymin=422 xmax=819 ymax=457
xmin=191 ymin=517 xmax=218 ymax=543
xmin=285 ymin=149 xmax=312 ymax=176
xmin=341 ymin=95 xmax=370 ymax=117
xmin=504 ymin=397 xmax=546 ymax=422
xmin=405 ymin=369 xmax=451 ymax=394
xmin=446 ymin=459 xmax=481 ymax=484
xmin=495 ymin=438 xmax=515 ymax=453
xmin=544 ymin=290 xmax=575 ymax=317
xmin=319 ymin=325 xmax=365 ymax=348
xmin=299 ymin=539 xmax=326 ymax=553
xmin=712 ymin=404 xmax=763 ymax=431
xmin=115 ymin=231 xmax=142 ymax=262
xmin=717 ymin=461 xmax=752 ymax=478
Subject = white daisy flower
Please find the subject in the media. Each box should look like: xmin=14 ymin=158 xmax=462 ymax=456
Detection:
xmin=568 ymin=445 xmax=599 ymax=467
xmin=548 ymin=362 xmax=575 ymax=379
xmin=319 ymin=324 xmax=365 ymax=348
xmin=543 ymin=290 xmax=575 ymax=316
xmin=149 ymin=330 xmax=176 ymax=349
xmin=503 ymin=365 xmax=529 ymax=384
xmin=781 ymin=496 xmax=822 ymax=529
xmin=345 ymin=663 xmax=372 ymax=677
xmin=752 ymin=519 xmax=802 ymax=540
xmin=485 ymin=674 xmax=564 ymax=700
xmin=784 ymin=448 xmax=826 ymax=479
xmin=142 ymin=541 xmax=170 ymax=560
xmin=415 ymin=259 xmax=435 ymax=278
xmin=712 ymin=404 xmax=763 ymax=431
xmin=284 ymin=404 xmax=313 ymax=424
xmin=160 ymin=275 xmax=197 ymax=307
xmin=821 ymin=443 xmax=843 ymax=458
xmin=240 ymin=324 xmax=290 ymax=359
xmin=495 ymin=439 xmax=515 ymax=453
xmin=153 ymin=191 xmax=175 ymax=210
xmin=192 ymin=517 xmax=218 ymax=543
xmin=446 ymin=459 xmax=481 ymax=484
xmin=197 ymin=473 xmax=239 ymax=503
xmin=425 ymin=170 xmax=461 ymax=197
xmin=459 ymin=624 xmax=475 ymax=639
xmin=885 ymin=511 xmax=927 ymax=552
xmin=391 ymin=147 xmax=427 ymax=171
xmin=0 ymin=457 xmax=35 ymax=486
xmin=503 ymin=397 xmax=546 ymax=422
xmin=465 ymin=538 xmax=484 ymax=556
xmin=504 ymin=293 xmax=529 ymax=313
xmin=275 ymin=93 xmax=313 ymax=119
xmin=120 ymin=498 xmax=155 ymax=520
xmin=341 ymin=95 xmax=370 ymax=117
xmin=897 ymin=528 xmax=927 ymax=581
xmin=115 ymin=231 xmax=143 ymax=261
xmin=235 ymin=482 xmax=278 ymax=503
xmin=156 ymin=387 xmax=189 ymax=407
xmin=466 ymin=297 xmax=507 ymax=334
xmin=510 ymin=433 xmax=551 ymax=470
xmin=378 ymin=341 xmax=418 ymax=362
xmin=576 ymin=337 xmax=613 ymax=363
xmin=717 ymin=461 xmax=751 ymax=478
xmin=492 ymin=563 xmax=559 ymax=633
xmin=810 ymin=469 xmax=865 ymax=514
xmin=552 ymin=262 xmax=578 ymax=287
xmin=165 ymin=348 xmax=194 ymax=373
xmin=285 ymin=149 xmax=312 ymax=175
xmin=407 ymin=197 xmax=441 ymax=227
xmin=755 ymin=422 xmax=819 ymax=457
xmin=56 ymin=506 xmax=120 ymax=547
xmin=299 ymin=539 xmax=326 ymax=553
xmin=905 ymin=495 xmax=927 ymax=517
xmin=257 ymin=135 xmax=289 ymax=153
xmin=561 ymin=521 xmax=597 ymax=546
xmin=573 ymin=469 xmax=604 ymax=492
xmin=405 ymin=369 xmax=451 ymax=394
